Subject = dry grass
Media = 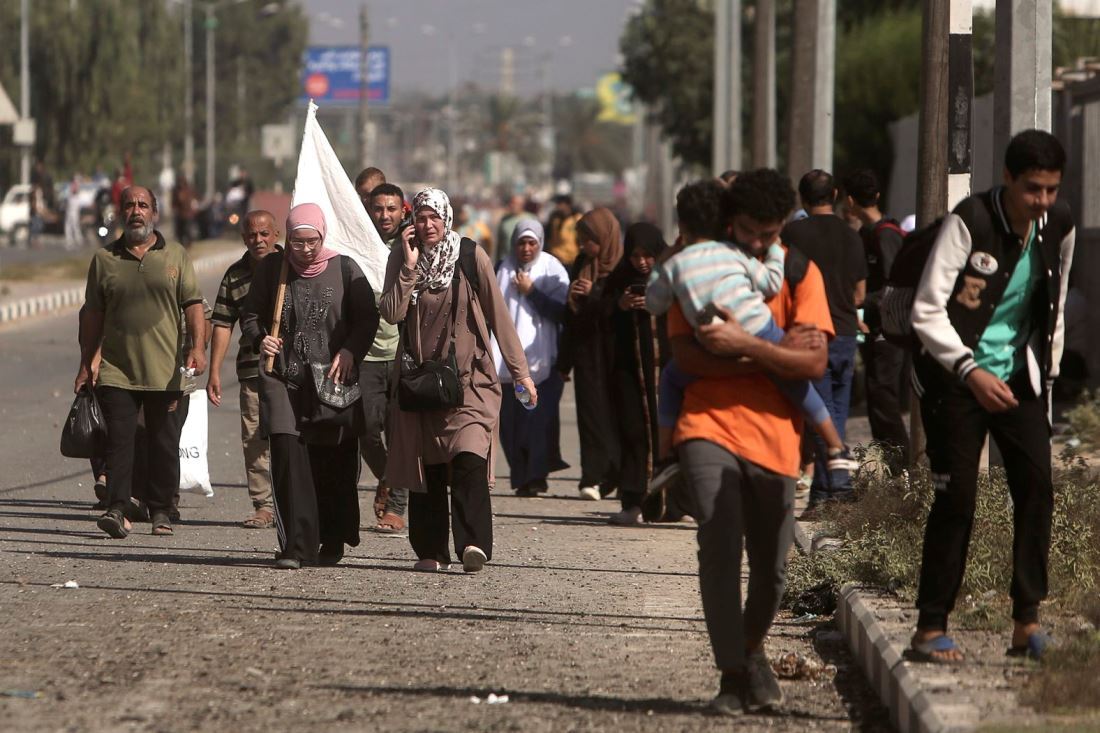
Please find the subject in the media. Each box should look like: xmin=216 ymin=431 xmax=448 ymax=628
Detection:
xmin=784 ymin=446 xmax=1100 ymax=625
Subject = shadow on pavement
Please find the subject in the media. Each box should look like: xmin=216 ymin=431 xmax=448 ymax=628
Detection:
xmin=0 ymin=469 xmax=89 ymax=495
xmin=319 ymin=682 xmax=704 ymax=716
xmin=0 ymin=579 xmax=703 ymax=627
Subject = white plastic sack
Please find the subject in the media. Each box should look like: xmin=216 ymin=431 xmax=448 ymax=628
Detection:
xmin=178 ymin=391 xmax=213 ymax=497
xmin=291 ymin=101 xmax=389 ymax=292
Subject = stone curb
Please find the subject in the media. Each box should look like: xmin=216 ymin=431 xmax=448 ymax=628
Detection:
xmin=0 ymin=250 xmax=240 ymax=324
xmin=791 ymin=523 xmax=951 ymax=733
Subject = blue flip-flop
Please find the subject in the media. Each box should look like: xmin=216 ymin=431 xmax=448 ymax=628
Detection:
xmin=908 ymin=634 xmax=964 ymax=665
xmin=1007 ymin=631 xmax=1052 ymax=661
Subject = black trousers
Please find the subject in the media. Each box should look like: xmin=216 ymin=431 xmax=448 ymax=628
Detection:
xmin=916 ymin=375 xmax=1052 ymax=630
xmin=610 ymin=368 xmax=651 ymax=511
xmin=97 ymin=387 xmax=187 ymax=514
xmin=573 ymin=366 xmax=621 ymax=490
xmin=358 ymin=361 xmax=408 ymax=515
xmin=409 ymin=452 xmax=493 ymax=564
xmin=861 ymin=336 xmax=910 ymax=471
xmin=270 ymin=434 xmax=361 ymax=564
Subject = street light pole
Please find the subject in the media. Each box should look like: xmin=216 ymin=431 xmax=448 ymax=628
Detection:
xmin=184 ymin=0 xmax=195 ymax=180
xmin=205 ymin=3 xmax=216 ymax=200
xmin=19 ymin=0 xmax=30 ymax=186
xmin=358 ymin=3 xmax=370 ymax=169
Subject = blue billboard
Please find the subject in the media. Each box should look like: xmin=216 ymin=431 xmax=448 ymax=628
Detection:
xmin=300 ymin=46 xmax=390 ymax=106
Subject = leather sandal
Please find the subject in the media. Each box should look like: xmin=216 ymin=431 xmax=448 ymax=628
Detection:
xmin=373 ymin=483 xmax=390 ymax=520
xmin=241 ymin=508 xmax=275 ymax=529
xmin=374 ymin=512 xmax=405 ymax=534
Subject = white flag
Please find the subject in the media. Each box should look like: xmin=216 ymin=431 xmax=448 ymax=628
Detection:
xmin=291 ymin=101 xmax=389 ymax=292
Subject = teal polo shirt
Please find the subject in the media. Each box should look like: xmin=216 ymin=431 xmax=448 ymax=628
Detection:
xmin=973 ymin=224 xmax=1041 ymax=381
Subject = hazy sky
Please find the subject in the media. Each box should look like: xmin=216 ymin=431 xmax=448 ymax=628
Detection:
xmin=300 ymin=0 xmax=641 ymax=97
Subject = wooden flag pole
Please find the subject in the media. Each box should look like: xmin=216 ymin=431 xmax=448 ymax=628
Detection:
xmin=265 ymin=256 xmax=289 ymax=373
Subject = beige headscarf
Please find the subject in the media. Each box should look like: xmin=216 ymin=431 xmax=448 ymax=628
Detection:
xmin=569 ymin=207 xmax=623 ymax=310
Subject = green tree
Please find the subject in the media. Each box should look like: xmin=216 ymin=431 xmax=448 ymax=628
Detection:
xmin=619 ymin=0 xmax=715 ymax=167
xmin=552 ymin=95 xmax=633 ymax=177
xmin=0 ymin=0 xmax=306 ymax=192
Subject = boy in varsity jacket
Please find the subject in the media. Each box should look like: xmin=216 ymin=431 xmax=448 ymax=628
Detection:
xmin=909 ymin=130 xmax=1075 ymax=664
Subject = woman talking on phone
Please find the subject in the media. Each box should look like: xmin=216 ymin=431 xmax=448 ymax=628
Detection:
xmin=379 ymin=188 xmax=534 ymax=573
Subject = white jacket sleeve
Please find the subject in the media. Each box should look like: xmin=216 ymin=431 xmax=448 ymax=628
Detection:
xmin=911 ymin=213 xmax=976 ymax=380
xmin=1049 ymin=227 xmax=1076 ymax=380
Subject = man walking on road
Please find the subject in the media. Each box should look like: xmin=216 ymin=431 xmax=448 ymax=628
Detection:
xmin=208 ymin=210 xmax=280 ymax=529
xmin=667 ymin=170 xmax=834 ymax=715
xmin=362 ymin=179 xmax=407 ymax=531
xmin=75 ymin=186 xmax=207 ymax=539
xmin=782 ymin=170 xmax=867 ymax=510
xmin=843 ymin=169 xmax=910 ymax=471
xmin=909 ymin=130 xmax=1074 ymax=664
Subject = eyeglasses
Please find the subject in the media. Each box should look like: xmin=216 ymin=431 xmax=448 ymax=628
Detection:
xmin=288 ymin=236 xmax=322 ymax=250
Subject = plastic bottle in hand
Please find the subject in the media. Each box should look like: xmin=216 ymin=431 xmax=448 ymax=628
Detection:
xmin=515 ymin=383 xmax=536 ymax=411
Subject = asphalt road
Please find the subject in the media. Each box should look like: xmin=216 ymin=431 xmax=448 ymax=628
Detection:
xmin=0 ymin=274 xmax=889 ymax=732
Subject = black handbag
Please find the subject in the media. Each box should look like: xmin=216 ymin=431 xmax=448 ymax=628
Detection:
xmin=398 ymin=269 xmax=463 ymax=412
xmin=60 ymin=386 xmax=107 ymax=458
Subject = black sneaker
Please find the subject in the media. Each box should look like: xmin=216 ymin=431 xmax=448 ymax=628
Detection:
xmin=318 ymin=542 xmax=344 ymax=566
xmin=710 ymin=670 xmax=747 ymax=717
xmin=745 ymin=651 xmax=783 ymax=711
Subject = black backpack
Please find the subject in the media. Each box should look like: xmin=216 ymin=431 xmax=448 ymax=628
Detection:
xmin=456 ymin=237 xmax=480 ymax=294
xmin=878 ymin=219 xmax=943 ymax=346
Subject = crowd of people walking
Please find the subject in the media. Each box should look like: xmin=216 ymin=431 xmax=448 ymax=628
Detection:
xmin=70 ymin=128 xmax=1076 ymax=716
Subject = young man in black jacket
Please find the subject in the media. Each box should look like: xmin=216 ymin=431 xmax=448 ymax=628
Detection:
xmin=909 ymin=130 xmax=1075 ymax=663
xmin=843 ymin=169 xmax=909 ymax=472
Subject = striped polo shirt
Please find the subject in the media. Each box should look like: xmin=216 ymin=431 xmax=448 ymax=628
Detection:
xmin=212 ymin=249 xmax=280 ymax=380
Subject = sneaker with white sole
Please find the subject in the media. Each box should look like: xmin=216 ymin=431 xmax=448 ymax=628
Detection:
xmin=826 ymin=447 xmax=859 ymax=472
xmin=578 ymin=486 xmax=602 ymax=501
xmin=461 ymin=545 xmax=487 ymax=573
xmin=413 ymin=559 xmax=449 ymax=572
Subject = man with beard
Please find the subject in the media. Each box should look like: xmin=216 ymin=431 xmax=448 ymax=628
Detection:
xmin=208 ymin=210 xmax=280 ymax=529
xmin=75 ymin=186 xmax=206 ymax=539
xmin=361 ymin=180 xmax=407 ymax=531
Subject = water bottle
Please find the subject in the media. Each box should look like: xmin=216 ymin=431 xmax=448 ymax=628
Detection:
xmin=179 ymin=366 xmax=197 ymax=394
xmin=515 ymin=383 xmax=536 ymax=411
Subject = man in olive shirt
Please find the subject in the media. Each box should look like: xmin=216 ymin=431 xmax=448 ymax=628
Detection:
xmin=75 ymin=186 xmax=207 ymax=538
xmin=362 ymin=180 xmax=405 ymax=530
xmin=208 ymin=210 xmax=279 ymax=529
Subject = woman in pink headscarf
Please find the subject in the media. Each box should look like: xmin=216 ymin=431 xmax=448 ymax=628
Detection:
xmin=241 ymin=203 xmax=380 ymax=570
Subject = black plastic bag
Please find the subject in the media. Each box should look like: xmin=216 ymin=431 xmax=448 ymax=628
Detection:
xmin=60 ymin=387 xmax=107 ymax=458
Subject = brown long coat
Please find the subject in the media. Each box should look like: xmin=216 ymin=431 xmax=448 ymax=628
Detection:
xmin=380 ymin=243 xmax=529 ymax=492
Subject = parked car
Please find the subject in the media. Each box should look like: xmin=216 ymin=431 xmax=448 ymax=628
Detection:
xmin=0 ymin=184 xmax=31 ymax=246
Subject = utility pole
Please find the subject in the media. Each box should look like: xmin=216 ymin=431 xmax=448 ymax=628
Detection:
xmin=787 ymin=0 xmax=836 ymax=180
xmin=358 ymin=3 xmax=370 ymax=169
xmin=912 ymin=0 xmax=973 ymax=464
xmin=752 ymin=0 xmax=777 ymax=169
xmin=19 ymin=0 xmax=30 ymax=186
xmin=184 ymin=0 xmax=194 ymax=180
xmin=711 ymin=0 xmax=741 ymax=174
xmin=993 ymin=0 xmax=1052 ymax=175
xmin=204 ymin=3 xmax=216 ymax=200
xmin=501 ymin=48 xmax=515 ymax=97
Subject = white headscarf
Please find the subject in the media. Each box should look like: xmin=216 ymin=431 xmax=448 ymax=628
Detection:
xmin=493 ymin=217 xmax=570 ymax=384
xmin=411 ymin=187 xmax=462 ymax=304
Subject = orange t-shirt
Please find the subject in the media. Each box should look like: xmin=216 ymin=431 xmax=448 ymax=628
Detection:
xmin=668 ymin=259 xmax=835 ymax=478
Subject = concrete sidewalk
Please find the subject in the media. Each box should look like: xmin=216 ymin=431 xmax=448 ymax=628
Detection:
xmin=0 ymin=240 xmax=243 ymax=324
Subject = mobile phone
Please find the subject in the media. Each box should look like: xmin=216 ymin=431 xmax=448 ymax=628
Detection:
xmin=698 ymin=302 xmax=725 ymax=326
xmin=629 ymin=283 xmax=647 ymax=296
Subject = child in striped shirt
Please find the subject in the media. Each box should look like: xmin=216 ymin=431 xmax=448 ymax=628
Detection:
xmin=646 ymin=237 xmax=857 ymax=479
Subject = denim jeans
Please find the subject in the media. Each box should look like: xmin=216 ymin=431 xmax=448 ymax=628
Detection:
xmin=810 ymin=335 xmax=858 ymax=503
